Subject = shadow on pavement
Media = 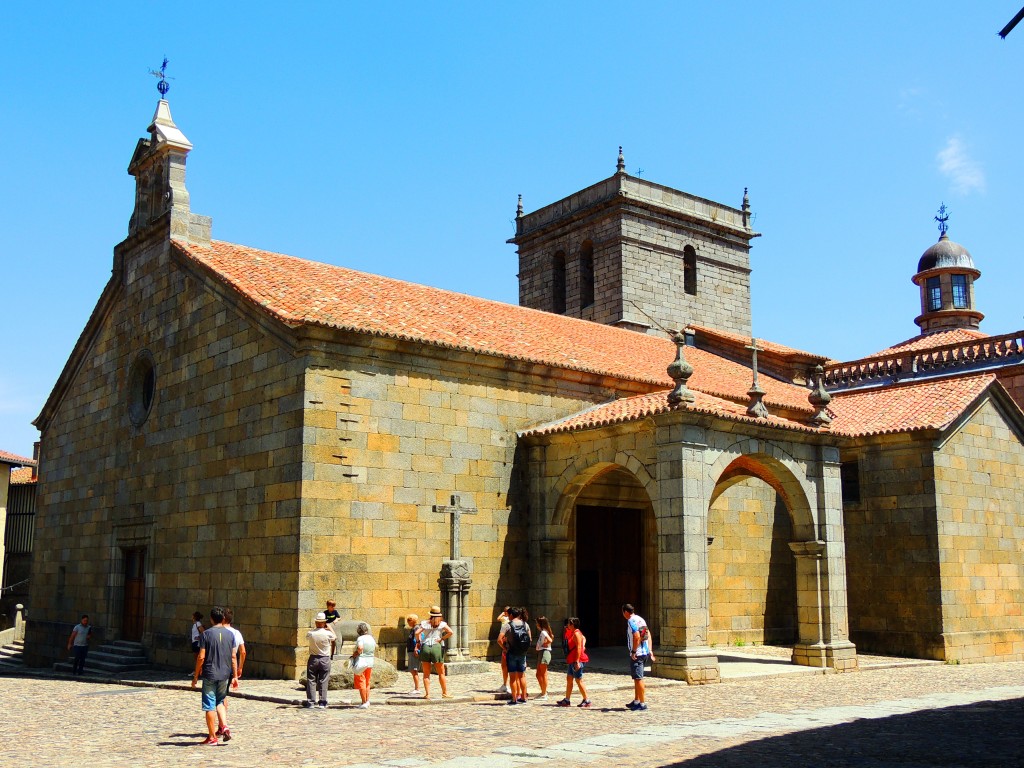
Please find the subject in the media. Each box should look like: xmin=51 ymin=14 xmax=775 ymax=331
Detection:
xmin=664 ymin=697 xmax=1024 ymax=767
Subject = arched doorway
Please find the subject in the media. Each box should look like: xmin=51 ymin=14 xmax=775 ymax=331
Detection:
xmin=707 ymin=456 xmax=799 ymax=648
xmin=572 ymin=466 xmax=656 ymax=646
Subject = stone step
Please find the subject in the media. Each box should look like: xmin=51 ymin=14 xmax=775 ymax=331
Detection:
xmin=0 ymin=647 xmax=23 ymax=660
xmin=96 ymin=643 xmax=147 ymax=658
xmin=52 ymin=657 xmax=150 ymax=675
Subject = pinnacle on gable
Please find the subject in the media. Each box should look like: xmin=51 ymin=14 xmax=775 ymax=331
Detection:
xmin=148 ymin=99 xmax=192 ymax=151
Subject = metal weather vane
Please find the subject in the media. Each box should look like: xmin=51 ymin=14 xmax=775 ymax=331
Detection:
xmin=935 ymin=203 xmax=950 ymax=236
xmin=149 ymin=57 xmax=173 ymax=98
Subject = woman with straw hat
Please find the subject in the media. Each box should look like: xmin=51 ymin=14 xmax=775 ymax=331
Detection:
xmin=417 ymin=605 xmax=454 ymax=699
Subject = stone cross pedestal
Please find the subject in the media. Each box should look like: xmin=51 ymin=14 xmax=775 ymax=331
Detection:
xmin=432 ymin=495 xmax=479 ymax=664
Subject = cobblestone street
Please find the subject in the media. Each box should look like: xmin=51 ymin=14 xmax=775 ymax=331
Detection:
xmin=2 ymin=661 xmax=1022 ymax=767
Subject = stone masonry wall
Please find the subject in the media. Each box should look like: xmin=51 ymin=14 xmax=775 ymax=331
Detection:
xmin=842 ymin=437 xmax=945 ymax=659
xmin=27 ymin=234 xmax=306 ymax=677
xmin=934 ymin=397 xmax=1024 ymax=662
xmin=707 ymin=478 xmax=796 ymax=647
xmin=294 ymin=338 xmax=625 ymax=667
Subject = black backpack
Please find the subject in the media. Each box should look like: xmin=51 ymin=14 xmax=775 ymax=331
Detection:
xmin=507 ymin=621 xmax=531 ymax=655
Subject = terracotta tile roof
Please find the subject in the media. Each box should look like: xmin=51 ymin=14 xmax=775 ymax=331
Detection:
xmin=521 ymin=389 xmax=826 ymax=437
xmin=689 ymin=325 xmax=824 ymax=359
xmin=0 ymin=450 xmax=34 ymax=467
xmin=10 ymin=467 xmax=35 ymax=485
xmin=173 ymin=239 xmax=817 ymax=414
xmin=828 ymin=373 xmax=995 ymax=437
xmin=868 ymin=328 xmax=989 ymax=357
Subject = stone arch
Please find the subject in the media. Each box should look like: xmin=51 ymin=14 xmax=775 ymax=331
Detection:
xmin=548 ymin=451 xmax=658 ymax=645
xmin=706 ymin=440 xmax=816 ymax=540
xmin=550 ymin=450 xmax=656 ymax=529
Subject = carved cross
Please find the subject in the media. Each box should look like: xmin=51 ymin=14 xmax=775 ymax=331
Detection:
xmin=746 ymin=338 xmax=763 ymax=388
xmin=432 ymin=494 xmax=478 ymax=560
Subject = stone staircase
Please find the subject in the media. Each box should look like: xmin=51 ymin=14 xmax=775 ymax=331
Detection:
xmin=53 ymin=640 xmax=151 ymax=676
xmin=0 ymin=640 xmax=25 ymax=671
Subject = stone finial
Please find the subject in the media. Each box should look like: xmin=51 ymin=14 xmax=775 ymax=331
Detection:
xmin=667 ymin=330 xmax=695 ymax=406
xmin=617 ymin=145 xmax=626 ymax=174
xmin=516 ymin=193 xmax=523 ymax=219
xmin=745 ymin=337 xmax=769 ymax=418
xmin=742 ymin=187 xmax=751 ymax=228
xmin=808 ymin=364 xmax=832 ymax=426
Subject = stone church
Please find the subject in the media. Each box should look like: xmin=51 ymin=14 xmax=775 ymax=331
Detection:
xmin=25 ymin=97 xmax=1024 ymax=681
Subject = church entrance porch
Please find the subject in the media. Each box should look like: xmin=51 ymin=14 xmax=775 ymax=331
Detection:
xmin=576 ymin=505 xmax=642 ymax=647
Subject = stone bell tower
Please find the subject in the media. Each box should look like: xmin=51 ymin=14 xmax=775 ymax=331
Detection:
xmin=509 ymin=148 xmax=759 ymax=336
xmin=126 ymin=64 xmax=210 ymax=245
xmin=912 ymin=205 xmax=982 ymax=334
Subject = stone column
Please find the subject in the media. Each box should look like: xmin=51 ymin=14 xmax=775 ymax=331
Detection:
xmin=439 ymin=560 xmax=472 ymax=661
xmin=653 ymin=424 xmax=719 ymax=684
xmin=790 ymin=446 xmax=857 ymax=671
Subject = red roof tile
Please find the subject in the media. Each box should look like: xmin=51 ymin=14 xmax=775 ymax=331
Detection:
xmin=689 ymin=325 xmax=824 ymax=359
xmin=10 ymin=467 xmax=35 ymax=485
xmin=522 ymin=389 xmax=826 ymax=437
xmin=174 ymin=239 xmax=817 ymax=414
xmin=0 ymin=450 xmax=34 ymax=467
xmin=868 ymin=328 xmax=989 ymax=357
xmin=828 ymin=373 xmax=995 ymax=437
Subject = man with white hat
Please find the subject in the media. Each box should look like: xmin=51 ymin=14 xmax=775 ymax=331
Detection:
xmin=304 ymin=612 xmax=337 ymax=708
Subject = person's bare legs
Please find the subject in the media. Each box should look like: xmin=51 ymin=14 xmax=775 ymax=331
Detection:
xmin=421 ymin=661 xmax=431 ymax=698
xmin=434 ymin=662 xmax=449 ymax=696
xmin=501 ymin=653 xmax=508 ymax=690
xmin=575 ymin=677 xmax=589 ymax=701
xmin=536 ymin=662 xmax=548 ymax=696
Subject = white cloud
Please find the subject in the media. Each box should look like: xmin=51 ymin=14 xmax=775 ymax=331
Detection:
xmin=937 ymin=136 xmax=985 ymax=195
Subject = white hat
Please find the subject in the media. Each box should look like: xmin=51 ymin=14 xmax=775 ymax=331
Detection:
xmin=315 ymin=612 xmax=327 ymax=623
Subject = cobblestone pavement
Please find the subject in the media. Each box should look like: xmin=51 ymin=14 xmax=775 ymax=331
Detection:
xmin=1 ymin=661 xmax=1022 ymax=767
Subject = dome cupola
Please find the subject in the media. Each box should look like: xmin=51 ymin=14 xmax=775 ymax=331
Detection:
xmin=912 ymin=204 xmax=982 ymax=334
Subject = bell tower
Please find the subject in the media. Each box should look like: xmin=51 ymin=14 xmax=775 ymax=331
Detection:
xmin=509 ymin=149 xmax=758 ymax=336
xmin=126 ymin=60 xmax=210 ymax=245
xmin=912 ymin=205 xmax=982 ymax=334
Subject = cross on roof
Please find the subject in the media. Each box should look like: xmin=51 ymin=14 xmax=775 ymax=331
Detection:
xmin=432 ymin=494 xmax=478 ymax=561
xmin=935 ymin=203 xmax=949 ymax=236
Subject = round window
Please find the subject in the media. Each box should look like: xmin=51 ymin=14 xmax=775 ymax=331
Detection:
xmin=128 ymin=352 xmax=156 ymax=427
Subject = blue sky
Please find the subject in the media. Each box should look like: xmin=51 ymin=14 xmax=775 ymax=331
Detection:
xmin=2 ymin=3 xmax=1022 ymax=455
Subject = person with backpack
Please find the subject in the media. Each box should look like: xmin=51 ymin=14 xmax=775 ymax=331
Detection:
xmin=557 ymin=617 xmax=591 ymax=708
xmin=498 ymin=606 xmax=532 ymax=704
xmin=622 ymin=603 xmax=654 ymax=711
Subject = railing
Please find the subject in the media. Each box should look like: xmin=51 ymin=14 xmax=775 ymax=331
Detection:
xmin=824 ymin=331 xmax=1024 ymax=390
xmin=0 ymin=604 xmax=26 ymax=645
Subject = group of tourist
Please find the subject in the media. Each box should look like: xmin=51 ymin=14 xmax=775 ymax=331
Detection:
xmin=185 ymin=598 xmax=652 ymax=745
xmin=190 ymin=606 xmax=246 ymax=745
xmin=303 ymin=599 xmax=377 ymax=709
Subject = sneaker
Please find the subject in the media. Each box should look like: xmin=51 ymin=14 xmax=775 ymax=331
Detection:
xmin=357 ymin=702 xmax=370 ymax=709
xmin=497 ymin=684 xmax=510 ymax=693
xmin=634 ymin=703 xmax=648 ymax=711
xmin=317 ymin=702 xmax=328 ymax=709
xmin=199 ymin=737 xmax=218 ymax=746
xmin=215 ymin=727 xmax=223 ymax=736
xmin=517 ymin=697 xmax=527 ymax=703
xmin=221 ymin=728 xmax=232 ymax=742
xmin=506 ymin=699 xmax=518 ymax=705
xmin=536 ymin=693 xmax=549 ymax=701
xmin=408 ymin=689 xmax=422 ymax=696
xmin=556 ymin=698 xmax=571 ymax=707
xmin=301 ymin=701 xmax=313 ymax=708
xmin=626 ymin=700 xmax=639 ymax=710
xmin=578 ymin=699 xmax=592 ymax=708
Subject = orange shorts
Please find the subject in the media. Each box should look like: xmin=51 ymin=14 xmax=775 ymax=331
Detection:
xmin=353 ymin=668 xmax=372 ymax=691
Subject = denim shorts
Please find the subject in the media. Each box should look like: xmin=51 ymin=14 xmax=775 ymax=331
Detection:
xmin=566 ymin=661 xmax=586 ymax=679
xmin=201 ymin=678 xmax=229 ymax=711
xmin=506 ymin=654 xmax=527 ymax=673
xmin=629 ymin=656 xmax=648 ymax=680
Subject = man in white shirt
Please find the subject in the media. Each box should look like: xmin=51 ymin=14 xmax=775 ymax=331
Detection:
xmin=304 ymin=612 xmax=336 ymax=708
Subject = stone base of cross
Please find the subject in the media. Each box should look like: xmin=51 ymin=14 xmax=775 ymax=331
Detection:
xmin=439 ymin=559 xmax=472 ymax=661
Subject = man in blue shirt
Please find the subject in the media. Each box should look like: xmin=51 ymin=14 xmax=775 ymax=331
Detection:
xmin=622 ymin=603 xmax=653 ymax=711
xmin=191 ymin=606 xmax=238 ymax=745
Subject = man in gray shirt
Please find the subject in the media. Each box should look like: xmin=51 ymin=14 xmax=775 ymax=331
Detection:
xmin=191 ymin=607 xmax=238 ymax=745
xmin=66 ymin=614 xmax=91 ymax=675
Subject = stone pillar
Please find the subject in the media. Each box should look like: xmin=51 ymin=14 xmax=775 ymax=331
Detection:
xmin=653 ymin=424 xmax=719 ymax=684
xmin=790 ymin=446 xmax=857 ymax=672
xmin=15 ymin=604 xmax=25 ymax=643
xmin=439 ymin=560 xmax=472 ymax=661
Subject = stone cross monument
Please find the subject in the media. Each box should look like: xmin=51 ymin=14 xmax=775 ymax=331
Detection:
xmin=433 ymin=494 xmax=476 ymax=661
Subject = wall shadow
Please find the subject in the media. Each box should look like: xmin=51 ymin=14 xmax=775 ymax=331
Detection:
xmin=664 ymin=697 xmax=1024 ymax=767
